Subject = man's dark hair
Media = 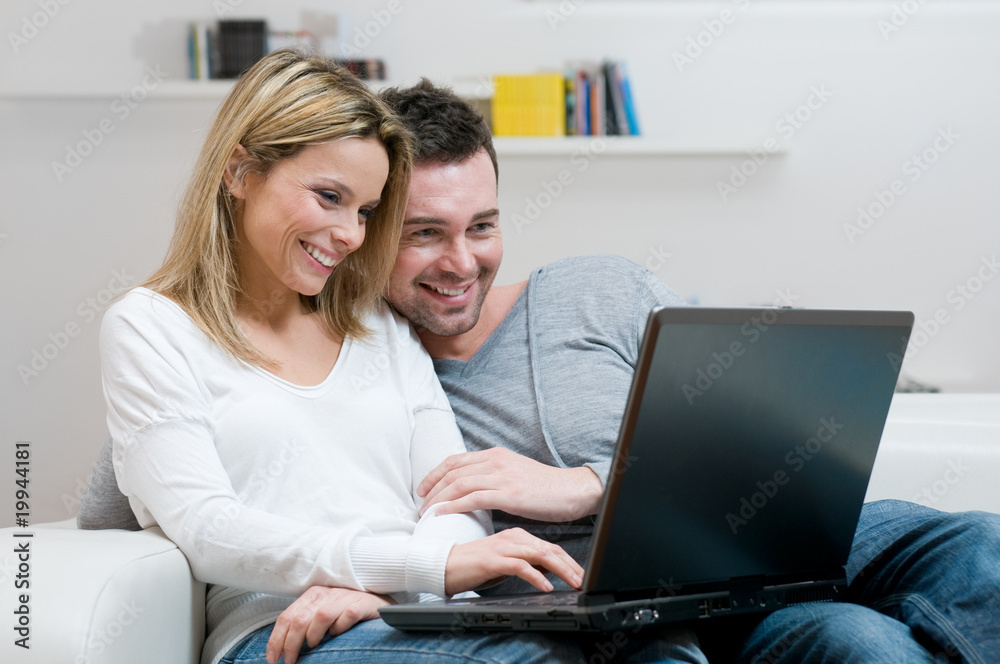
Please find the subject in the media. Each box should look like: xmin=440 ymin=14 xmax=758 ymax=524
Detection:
xmin=380 ymin=79 xmax=498 ymax=181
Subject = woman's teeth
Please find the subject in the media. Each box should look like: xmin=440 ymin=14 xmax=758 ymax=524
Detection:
xmin=304 ymin=242 xmax=337 ymax=268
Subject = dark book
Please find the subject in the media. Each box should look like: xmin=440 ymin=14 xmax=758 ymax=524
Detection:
xmin=217 ymin=20 xmax=268 ymax=79
xmin=604 ymin=60 xmax=629 ymax=136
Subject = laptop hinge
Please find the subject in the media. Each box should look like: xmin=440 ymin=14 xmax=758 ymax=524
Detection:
xmin=579 ymin=592 xmax=616 ymax=607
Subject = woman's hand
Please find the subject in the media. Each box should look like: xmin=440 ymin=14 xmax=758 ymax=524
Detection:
xmin=266 ymin=586 xmax=392 ymax=664
xmin=444 ymin=528 xmax=584 ymax=595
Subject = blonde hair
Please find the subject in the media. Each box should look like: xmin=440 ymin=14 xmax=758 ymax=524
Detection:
xmin=145 ymin=49 xmax=412 ymax=369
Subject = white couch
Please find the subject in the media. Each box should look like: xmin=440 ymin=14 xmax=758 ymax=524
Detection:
xmin=3 ymin=393 xmax=998 ymax=664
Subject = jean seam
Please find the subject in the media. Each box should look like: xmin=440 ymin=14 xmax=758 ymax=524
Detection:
xmin=869 ymin=593 xmax=987 ymax=664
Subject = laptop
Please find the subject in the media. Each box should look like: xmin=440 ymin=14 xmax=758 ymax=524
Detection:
xmin=380 ymin=306 xmax=915 ymax=633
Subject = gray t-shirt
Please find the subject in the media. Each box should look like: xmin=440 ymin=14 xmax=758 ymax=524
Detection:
xmin=77 ymin=255 xmax=686 ymax=588
xmin=435 ymin=255 xmax=685 ymax=592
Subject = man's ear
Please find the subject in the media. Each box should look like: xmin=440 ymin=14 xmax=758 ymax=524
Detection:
xmin=223 ymin=144 xmax=250 ymax=199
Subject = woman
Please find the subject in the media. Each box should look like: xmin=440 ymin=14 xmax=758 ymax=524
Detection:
xmin=101 ymin=50 xmax=586 ymax=664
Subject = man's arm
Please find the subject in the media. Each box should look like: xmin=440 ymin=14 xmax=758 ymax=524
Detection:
xmin=417 ymin=447 xmax=604 ymax=521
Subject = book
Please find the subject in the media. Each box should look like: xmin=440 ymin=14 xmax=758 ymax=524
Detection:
xmin=616 ymin=60 xmax=641 ymax=136
xmin=217 ymin=19 xmax=268 ymax=79
xmin=603 ymin=60 xmax=629 ymax=136
xmin=491 ymin=73 xmax=566 ymax=136
xmin=188 ymin=23 xmax=211 ymax=81
xmin=590 ymin=64 xmax=605 ymax=137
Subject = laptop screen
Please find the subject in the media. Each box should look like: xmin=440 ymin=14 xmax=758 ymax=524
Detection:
xmin=588 ymin=307 xmax=914 ymax=594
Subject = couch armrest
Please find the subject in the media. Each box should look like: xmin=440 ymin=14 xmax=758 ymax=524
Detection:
xmin=1 ymin=524 xmax=205 ymax=664
xmin=866 ymin=394 xmax=1000 ymax=514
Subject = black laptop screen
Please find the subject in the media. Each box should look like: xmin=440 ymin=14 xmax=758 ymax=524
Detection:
xmin=588 ymin=307 xmax=913 ymax=594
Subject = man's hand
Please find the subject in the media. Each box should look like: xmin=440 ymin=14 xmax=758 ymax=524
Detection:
xmin=417 ymin=447 xmax=604 ymax=522
xmin=266 ymin=587 xmax=392 ymax=664
xmin=445 ymin=528 xmax=584 ymax=595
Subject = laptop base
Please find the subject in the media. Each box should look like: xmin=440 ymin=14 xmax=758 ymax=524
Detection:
xmin=380 ymin=578 xmax=847 ymax=632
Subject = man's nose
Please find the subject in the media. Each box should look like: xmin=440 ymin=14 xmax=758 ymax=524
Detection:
xmin=441 ymin=237 xmax=476 ymax=275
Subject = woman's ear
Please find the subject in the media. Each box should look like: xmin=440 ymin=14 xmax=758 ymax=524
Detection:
xmin=224 ymin=144 xmax=250 ymax=199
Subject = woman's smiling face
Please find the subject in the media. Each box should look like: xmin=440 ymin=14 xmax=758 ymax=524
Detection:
xmin=230 ymin=137 xmax=389 ymax=300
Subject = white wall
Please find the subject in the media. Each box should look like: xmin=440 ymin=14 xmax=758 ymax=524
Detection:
xmin=2 ymin=0 xmax=998 ymax=526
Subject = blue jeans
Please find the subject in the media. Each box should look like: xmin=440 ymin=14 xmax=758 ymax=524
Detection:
xmin=739 ymin=500 xmax=1000 ymax=663
xmin=219 ymin=618 xmax=708 ymax=664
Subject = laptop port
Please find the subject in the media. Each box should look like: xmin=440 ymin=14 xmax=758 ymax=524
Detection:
xmin=712 ymin=598 xmax=732 ymax=611
xmin=497 ymin=614 xmax=511 ymax=625
xmin=698 ymin=599 xmax=710 ymax=618
xmin=482 ymin=614 xmax=496 ymax=624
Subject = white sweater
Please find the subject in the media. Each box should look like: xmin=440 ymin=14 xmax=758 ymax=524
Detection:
xmin=101 ymin=288 xmax=490 ymax=664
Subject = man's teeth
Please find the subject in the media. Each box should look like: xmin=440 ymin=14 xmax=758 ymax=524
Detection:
xmin=430 ymin=285 xmax=467 ymax=296
xmin=304 ymin=243 xmax=336 ymax=268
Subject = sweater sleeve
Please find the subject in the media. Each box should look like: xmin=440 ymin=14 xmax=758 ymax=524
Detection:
xmin=349 ymin=311 xmax=492 ymax=596
xmin=102 ymin=292 xmax=486 ymax=599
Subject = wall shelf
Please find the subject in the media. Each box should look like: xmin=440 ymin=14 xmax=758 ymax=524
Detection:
xmin=0 ymin=80 xmax=782 ymax=157
xmin=0 ymin=79 xmax=485 ymax=100
xmin=492 ymin=136 xmax=784 ymax=157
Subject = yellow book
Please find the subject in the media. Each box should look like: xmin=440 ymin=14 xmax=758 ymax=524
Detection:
xmin=491 ymin=73 xmax=566 ymax=136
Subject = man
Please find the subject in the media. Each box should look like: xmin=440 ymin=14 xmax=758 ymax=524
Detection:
xmin=80 ymin=81 xmax=1000 ymax=663
xmin=375 ymin=81 xmax=1000 ymax=663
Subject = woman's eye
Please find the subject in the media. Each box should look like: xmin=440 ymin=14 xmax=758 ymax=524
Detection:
xmin=359 ymin=208 xmax=376 ymax=223
xmin=319 ymin=190 xmax=340 ymax=204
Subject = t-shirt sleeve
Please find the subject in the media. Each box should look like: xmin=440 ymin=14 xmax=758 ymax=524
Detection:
xmin=76 ymin=435 xmax=141 ymax=531
xmin=582 ymin=261 xmax=687 ymax=486
xmin=633 ymin=266 xmax=688 ymax=350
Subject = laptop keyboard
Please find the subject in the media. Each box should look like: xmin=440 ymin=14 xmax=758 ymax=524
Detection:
xmin=464 ymin=590 xmax=581 ymax=607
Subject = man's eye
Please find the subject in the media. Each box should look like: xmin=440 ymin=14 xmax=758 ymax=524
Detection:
xmin=413 ymin=228 xmax=435 ymax=237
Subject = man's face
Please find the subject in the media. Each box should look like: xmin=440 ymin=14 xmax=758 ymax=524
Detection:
xmin=387 ymin=149 xmax=501 ymax=337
